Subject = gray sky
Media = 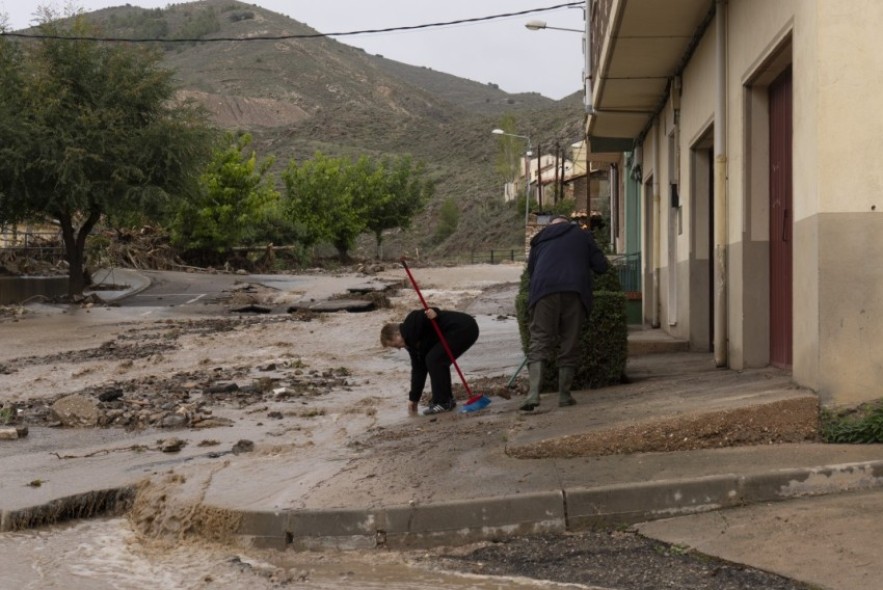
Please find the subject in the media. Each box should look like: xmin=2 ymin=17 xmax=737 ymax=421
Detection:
xmin=2 ymin=1 xmax=586 ymax=100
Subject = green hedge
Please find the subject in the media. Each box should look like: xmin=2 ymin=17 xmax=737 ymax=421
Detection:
xmin=515 ymin=266 xmax=628 ymax=391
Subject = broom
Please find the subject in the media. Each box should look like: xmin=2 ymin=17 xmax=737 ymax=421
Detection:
xmin=400 ymin=258 xmax=491 ymax=413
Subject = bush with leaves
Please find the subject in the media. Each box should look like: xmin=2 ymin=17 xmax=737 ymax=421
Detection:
xmin=434 ymin=198 xmax=460 ymax=243
xmin=0 ymin=16 xmax=214 ymax=295
xmin=821 ymin=402 xmax=883 ymax=443
xmin=282 ymin=153 xmax=430 ymax=261
xmin=170 ymin=133 xmax=279 ymax=256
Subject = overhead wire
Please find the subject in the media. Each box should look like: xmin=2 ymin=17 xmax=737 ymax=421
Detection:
xmin=0 ymin=2 xmax=583 ymax=43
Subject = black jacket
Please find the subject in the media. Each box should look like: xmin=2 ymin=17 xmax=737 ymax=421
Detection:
xmin=527 ymin=222 xmax=608 ymax=314
xmin=400 ymin=308 xmax=477 ymax=402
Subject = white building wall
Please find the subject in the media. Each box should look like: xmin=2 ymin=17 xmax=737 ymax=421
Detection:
xmin=644 ymin=0 xmax=883 ymax=404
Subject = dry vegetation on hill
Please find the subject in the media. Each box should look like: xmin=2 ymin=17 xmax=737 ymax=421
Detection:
xmin=79 ymin=0 xmax=585 ymax=260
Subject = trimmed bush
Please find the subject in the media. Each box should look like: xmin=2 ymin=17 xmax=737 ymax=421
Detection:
xmin=516 ymin=265 xmax=628 ymax=391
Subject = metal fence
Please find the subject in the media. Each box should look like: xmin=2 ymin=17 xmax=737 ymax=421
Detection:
xmin=0 ymin=228 xmax=65 ymax=266
xmin=423 ymin=248 xmax=527 ymax=266
xmin=611 ymin=251 xmax=641 ymax=292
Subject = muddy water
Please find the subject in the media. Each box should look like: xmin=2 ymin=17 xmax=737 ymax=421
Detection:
xmin=0 ymin=518 xmax=587 ymax=590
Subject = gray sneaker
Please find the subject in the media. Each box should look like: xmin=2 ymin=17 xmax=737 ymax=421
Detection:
xmin=422 ymin=401 xmax=456 ymax=416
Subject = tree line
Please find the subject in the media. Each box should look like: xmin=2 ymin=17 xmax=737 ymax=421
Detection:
xmin=0 ymin=17 xmax=433 ymax=296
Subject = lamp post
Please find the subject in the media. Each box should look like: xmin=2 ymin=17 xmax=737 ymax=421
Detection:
xmin=492 ymin=128 xmax=533 ymax=227
xmin=524 ymin=20 xmax=583 ymax=33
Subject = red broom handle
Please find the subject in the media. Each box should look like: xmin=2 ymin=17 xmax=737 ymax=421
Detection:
xmin=400 ymin=258 xmax=474 ymax=397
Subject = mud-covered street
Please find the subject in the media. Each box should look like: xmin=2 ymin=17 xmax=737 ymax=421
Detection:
xmin=0 ymin=264 xmax=814 ymax=589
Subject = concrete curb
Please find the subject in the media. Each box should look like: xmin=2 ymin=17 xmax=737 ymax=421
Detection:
xmin=87 ymin=268 xmax=152 ymax=303
xmin=5 ymin=460 xmax=883 ymax=549
xmin=0 ymin=486 xmax=136 ymax=532
xmin=232 ymin=459 xmax=883 ymax=550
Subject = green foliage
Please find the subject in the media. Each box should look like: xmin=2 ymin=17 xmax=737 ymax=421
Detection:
xmin=281 ymin=152 xmax=364 ymax=261
xmin=362 ymin=156 xmax=433 ymax=257
xmin=545 ymin=198 xmax=577 ymax=217
xmin=434 ymin=198 xmax=460 ymax=243
xmin=282 ymin=152 xmax=430 ymax=261
xmin=515 ymin=262 xmax=628 ymax=390
xmin=228 ymin=11 xmax=255 ymax=23
xmin=173 ymin=7 xmax=220 ymax=43
xmin=0 ymin=17 xmax=215 ymax=294
xmin=170 ymin=133 xmax=279 ymax=252
xmin=821 ymin=402 xmax=883 ymax=443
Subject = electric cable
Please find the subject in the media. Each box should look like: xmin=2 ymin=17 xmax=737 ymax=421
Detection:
xmin=1 ymin=2 xmax=583 ymax=43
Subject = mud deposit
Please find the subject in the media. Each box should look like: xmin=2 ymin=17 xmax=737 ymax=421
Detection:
xmin=0 ymin=265 xmax=812 ymax=589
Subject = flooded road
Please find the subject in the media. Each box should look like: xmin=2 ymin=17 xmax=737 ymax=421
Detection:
xmin=0 ymin=518 xmax=592 ymax=590
xmin=0 ymin=265 xmax=542 ymax=590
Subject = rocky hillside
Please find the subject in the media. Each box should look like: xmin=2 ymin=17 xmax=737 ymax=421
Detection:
xmin=83 ymin=0 xmax=586 ymax=259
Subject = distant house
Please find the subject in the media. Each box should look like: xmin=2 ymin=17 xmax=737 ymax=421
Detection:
xmin=586 ymin=0 xmax=882 ymax=405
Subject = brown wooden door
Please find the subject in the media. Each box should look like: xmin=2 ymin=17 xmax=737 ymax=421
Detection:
xmin=769 ymin=68 xmax=793 ymax=368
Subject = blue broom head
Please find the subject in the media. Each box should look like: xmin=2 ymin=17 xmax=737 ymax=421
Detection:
xmin=460 ymin=396 xmax=491 ymax=413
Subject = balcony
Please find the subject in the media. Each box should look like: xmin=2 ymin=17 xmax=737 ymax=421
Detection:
xmin=587 ymin=0 xmax=714 ymax=149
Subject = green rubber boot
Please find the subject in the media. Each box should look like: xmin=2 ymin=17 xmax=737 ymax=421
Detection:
xmin=558 ymin=366 xmax=576 ymax=407
xmin=520 ymin=361 xmax=543 ymax=411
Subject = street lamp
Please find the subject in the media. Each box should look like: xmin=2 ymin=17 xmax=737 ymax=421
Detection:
xmin=524 ymin=20 xmax=583 ymax=33
xmin=492 ymin=128 xmax=533 ymax=227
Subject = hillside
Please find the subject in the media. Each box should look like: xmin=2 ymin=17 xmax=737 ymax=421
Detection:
xmin=83 ymin=0 xmax=586 ymax=259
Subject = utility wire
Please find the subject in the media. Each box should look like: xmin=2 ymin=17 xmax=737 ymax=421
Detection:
xmin=1 ymin=2 xmax=583 ymax=43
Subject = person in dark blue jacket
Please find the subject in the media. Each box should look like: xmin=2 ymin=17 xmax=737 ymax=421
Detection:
xmin=522 ymin=215 xmax=608 ymax=411
xmin=381 ymin=307 xmax=479 ymax=416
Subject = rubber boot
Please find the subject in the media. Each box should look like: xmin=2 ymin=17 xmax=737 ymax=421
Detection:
xmin=520 ymin=361 xmax=543 ymax=411
xmin=558 ymin=366 xmax=576 ymax=407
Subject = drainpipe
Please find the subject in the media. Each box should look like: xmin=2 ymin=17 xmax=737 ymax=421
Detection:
xmin=651 ymin=117 xmax=661 ymax=328
xmin=584 ymin=0 xmax=593 ymax=115
xmin=713 ymin=0 xmax=728 ymax=366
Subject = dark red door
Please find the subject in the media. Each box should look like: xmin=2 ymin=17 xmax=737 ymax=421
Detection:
xmin=769 ymin=68 xmax=793 ymax=368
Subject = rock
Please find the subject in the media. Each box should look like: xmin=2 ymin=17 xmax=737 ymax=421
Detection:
xmin=159 ymin=437 xmax=186 ymax=452
xmin=160 ymin=414 xmax=188 ymax=429
xmin=97 ymin=388 xmax=124 ymax=402
xmin=232 ymin=439 xmax=255 ymax=454
xmin=192 ymin=417 xmax=234 ymax=428
xmin=52 ymin=394 xmax=100 ymax=427
xmin=0 ymin=426 xmax=27 ymax=440
xmin=208 ymin=381 xmax=240 ymax=394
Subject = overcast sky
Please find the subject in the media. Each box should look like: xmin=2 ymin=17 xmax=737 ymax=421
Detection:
xmin=1 ymin=1 xmax=586 ymax=100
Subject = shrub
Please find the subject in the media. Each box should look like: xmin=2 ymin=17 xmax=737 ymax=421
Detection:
xmin=820 ymin=402 xmax=883 ymax=443
xmin=515 ymin=261 xmax=628 ymax=391
xmin=228 ymin=11 xmax=255 ymax=22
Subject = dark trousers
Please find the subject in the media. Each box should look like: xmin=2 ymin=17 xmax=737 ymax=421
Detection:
xmin=527 ymin=292 xmax=586 ymax=368
xmin=425 ymin=319 xmax=479 ymax=405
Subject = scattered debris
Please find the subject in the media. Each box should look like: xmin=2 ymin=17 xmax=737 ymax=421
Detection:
xmin=231 ymin=439 xmax=255 ymax=454
xmin=0 ymin=425 xmax=28 ymax=440
xmin=159 ymin=437 xmax=186 ymax=453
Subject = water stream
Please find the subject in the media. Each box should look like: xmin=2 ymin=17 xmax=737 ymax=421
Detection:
xmin=0 ymin=518 xmax=591 ymax=590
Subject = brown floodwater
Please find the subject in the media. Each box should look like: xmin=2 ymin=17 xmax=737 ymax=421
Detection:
xmin=0 ymin=518 xmax=590 ymax=590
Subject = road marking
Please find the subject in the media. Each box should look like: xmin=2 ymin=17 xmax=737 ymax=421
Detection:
xmin=184 ymin=294 xmax=207 ymax=305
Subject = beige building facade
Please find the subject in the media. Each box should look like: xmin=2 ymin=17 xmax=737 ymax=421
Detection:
xmin=587 ymin=0 xmax=883 ymax=406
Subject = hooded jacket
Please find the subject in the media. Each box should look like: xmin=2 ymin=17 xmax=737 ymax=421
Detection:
xmin=527 ymin=221 xmax=609 ymax=314
xmin=399 ymin=308 xmax=478 ymax=402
